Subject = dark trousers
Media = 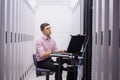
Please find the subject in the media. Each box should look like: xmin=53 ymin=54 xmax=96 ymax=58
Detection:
xmin=37 ymin=57 xmax=77 ymax=80
xmin=67 ymin=70 xmax=77 ymax=80
xmin=37 ymin=58 xmax=59 ymax=80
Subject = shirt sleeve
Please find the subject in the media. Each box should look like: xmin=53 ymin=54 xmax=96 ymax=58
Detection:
xmin=35 ymin=40 xmax=45 ymax=59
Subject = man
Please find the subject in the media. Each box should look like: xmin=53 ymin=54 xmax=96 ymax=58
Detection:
xmin=35 ymin=23 xmax=64 ymax=80
xmin=36 ymin=23 xmax=78 ymax=80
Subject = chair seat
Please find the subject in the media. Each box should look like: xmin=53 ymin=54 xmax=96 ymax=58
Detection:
xmin=36 ymin=68 xmax=54 ymax=76
xmin=33 ymin=54 xmax=54 ymax=80
xmin=36 ymin=68 xmax=51 ymax=72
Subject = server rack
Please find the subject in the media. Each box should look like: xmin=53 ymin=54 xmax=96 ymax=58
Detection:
xmin=83 ymin=0 xmax=92 ymax=80
xmin=119 ymin=1 xmax=120 ymax=79
xmin=92 ymin=0 xmax=119 ymax=80
xmin=0 ymin=0 xmax=35 ymax=80
xmin=101 ymin=0 xmax=109 ymax=80
xmin=109 ymin=0 xmax=119 ymax=80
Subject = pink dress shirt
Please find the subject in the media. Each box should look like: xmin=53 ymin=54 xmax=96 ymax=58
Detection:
xmin=35 ymin=35 xmax=58 ymax=61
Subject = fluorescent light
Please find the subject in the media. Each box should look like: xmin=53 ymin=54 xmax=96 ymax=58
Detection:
xmin=70 ymin=0 xmax=79 ymax=10
xmin=27 ymin=0 xmax=36 ymax=9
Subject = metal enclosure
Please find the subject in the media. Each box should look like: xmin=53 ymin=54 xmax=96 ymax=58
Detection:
xmin=92 ymin=0 xmax=119 ymax=80
xmin=0 ymin=0 xmax=35 ymax=80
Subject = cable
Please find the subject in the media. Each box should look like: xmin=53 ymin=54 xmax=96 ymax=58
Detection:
xmin=77 ymin=37 xmax=89 ymax=80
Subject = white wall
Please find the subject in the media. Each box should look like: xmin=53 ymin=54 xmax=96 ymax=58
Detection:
xmin=34 ymin=5 xmax=79 ymax=51
xmin=34 ymin=4 xmax=81 ymax=51
xmin=72 ymin=0 xmax=85 ymax=35
xmin=72 ymin=4 xmax=80 ymax=35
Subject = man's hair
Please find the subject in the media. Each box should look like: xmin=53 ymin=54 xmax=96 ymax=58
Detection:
xmin=40 ymin=23 xmax=50 ymax=31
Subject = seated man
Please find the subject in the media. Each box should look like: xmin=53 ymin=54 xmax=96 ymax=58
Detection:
xmin=36 ymin=23 xmax=77 ymax=80
xmin=35 ymin=23 xmax=65 ymax=80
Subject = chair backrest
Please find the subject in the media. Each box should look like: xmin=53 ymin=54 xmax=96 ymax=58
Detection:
xmin=33 ymin=54 xmax=37 ymax=66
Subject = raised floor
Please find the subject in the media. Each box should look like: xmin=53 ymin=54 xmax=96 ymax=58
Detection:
xmin=26 ymin=68 xmax=67 ymax=80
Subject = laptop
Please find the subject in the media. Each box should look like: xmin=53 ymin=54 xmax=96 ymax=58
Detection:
xmin=51 ymin=35 xmax=86 ymax=57
xmin=66 ymin=35 xmax=86 ymax=54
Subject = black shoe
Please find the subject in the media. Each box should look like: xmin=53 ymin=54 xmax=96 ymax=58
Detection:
xmin=36 ymin=71 xmax=42 ymax=77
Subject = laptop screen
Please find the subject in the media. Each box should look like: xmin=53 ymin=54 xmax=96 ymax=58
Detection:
xmin=67 ymin=35 xmax=86 ymax=53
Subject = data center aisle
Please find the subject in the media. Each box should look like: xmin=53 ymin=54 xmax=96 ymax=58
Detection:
xmin=26 ymin=68 xmax=67 ymax=80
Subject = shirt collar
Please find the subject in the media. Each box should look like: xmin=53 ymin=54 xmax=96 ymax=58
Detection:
xmin=42 ymin=34 xmax=51 ymax=41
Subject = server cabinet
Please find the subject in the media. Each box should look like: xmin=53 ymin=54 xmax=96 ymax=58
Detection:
xmin=9 ymin=0 xmax=14 ymax=80
xmin=17 ymin=0 xmax=21 ymax=79
xmin=109 ymin=0 xmax=119 ymax=80
xmin=20 ymin=1 xmax=24 ymax=79
xmin=1 ymin=0 xmax=35 ymax=80
xmin=119 ymin=25 xmax=120 ymax=80
xmin=6 ymin=0 xmax=11 ymax=80
xmin=119 ymin=1 xmax=120 ymax=80
xmin=11 ymin=0 xmax=15 ymax=80
xmin=1 ymin=0 xmax=8 ymax=80
xmin=4 ymin=0 xmax=8 ymax=80
xmin=0 ymin=0 xmax=3 ymax=80
xmin=13 ymin=0 xmax=17 ymax=80
xmin=0 ymin=0 xmax=1 ymax=49
xmin=92 ymin=0 xmax=97 ymax=80
xmin=9 ymin=0 xmax=13 ymax=80
xmin=101 ymin=0 xmax=109 ymax=80
xmin=96 ymin=0 xmax=102 ymax=80
xmin=16 ymin=0 xmax=19 ymax=79
xmin=19 ymin=0 xmax=22 ymax=79
xmin=0 ymin=27 xmax=1 ymax=70
xmin=15 ymin=0 xmax=19 ymax=79
xmin=93 ymin=0 xmax=119 ymax=80
xmin=0 ymin=0 xmax=1 ymax=28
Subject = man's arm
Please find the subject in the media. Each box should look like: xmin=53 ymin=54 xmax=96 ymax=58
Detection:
xmin=42 ymin=52 xmax=51 ymax=58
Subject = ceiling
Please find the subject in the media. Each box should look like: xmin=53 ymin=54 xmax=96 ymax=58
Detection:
xmin=27 ymin=0 xmax=79 ymax=10
xmin=35 ymin=0 xmax=71 ymax=6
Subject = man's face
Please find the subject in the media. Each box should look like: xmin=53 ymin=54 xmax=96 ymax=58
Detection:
xmin=42 ymin=25 xmax=51 ymax=36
